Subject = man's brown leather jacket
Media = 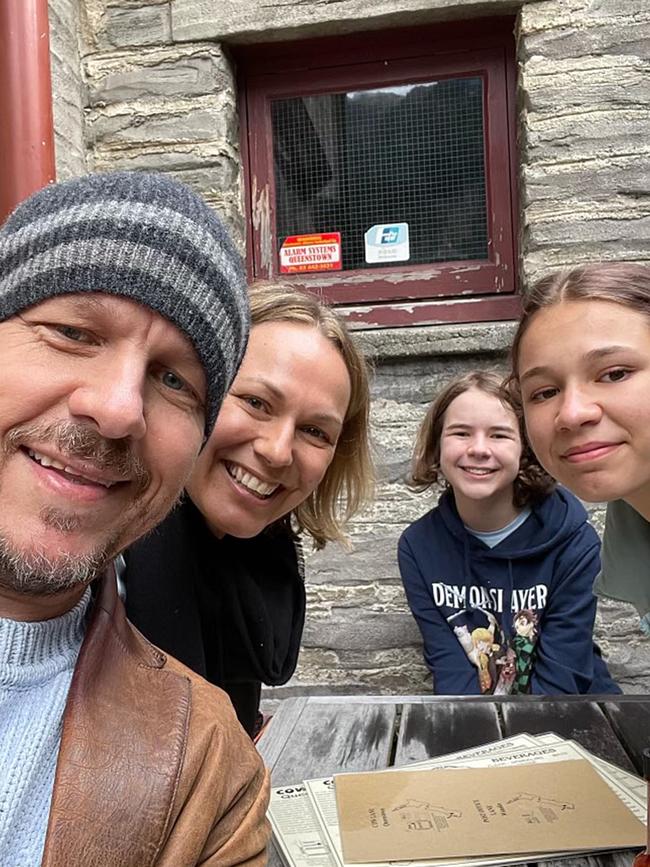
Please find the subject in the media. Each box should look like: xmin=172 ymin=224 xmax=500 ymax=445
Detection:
xmin=39 ymin=571 xmax=270 ymax=866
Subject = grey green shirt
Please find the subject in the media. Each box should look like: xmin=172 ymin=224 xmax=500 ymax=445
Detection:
xmin=596 ymin=499 xmax=650 ymax=635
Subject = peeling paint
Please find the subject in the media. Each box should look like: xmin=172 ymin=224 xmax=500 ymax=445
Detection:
xmin=251 ymin=176 xmax=271 ymax=270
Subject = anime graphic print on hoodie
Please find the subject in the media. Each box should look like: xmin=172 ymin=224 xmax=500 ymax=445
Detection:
xmin=398 ymin=488 xmax=620 ymax=696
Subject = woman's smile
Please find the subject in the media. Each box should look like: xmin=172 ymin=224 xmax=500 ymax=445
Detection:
xmin=186 ymin=320 xmax=351 ymax=538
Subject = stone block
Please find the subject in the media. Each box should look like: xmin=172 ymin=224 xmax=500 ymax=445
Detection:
xmin=86 ymin=45 xmax=232 ymax=105
xmin=371 ymin=356 xmax=509 ymax=405
xmin=96 ymin=2 xmax=171 ymax=50
xmin=525 ymin=111 xmax=650 ymax=164
xmin=522 ymin=55 xmax=650 ymax=113
xmin=87 ymin=93 xmax=236 ymax=148
xmin=290 ymin=645 xmax=430 ymax=692
xmin=357 ymin=320 xmax=516 ymax=361
xmin=523 ymin=242 xmax=650 ymax=283
xmin=519 ymin=0 xmax=593 ymax=35
xmin=523 ymin=23 xmax=650 ymax=61
xmin=528 ymin=213 xmax=650 ymax=247
xmin=49 ymin=0 xmax=87 ymax=179
xmin=302 ymin=594 xmax=419 ymax=651
xmin=171 ymin=0 xmax=525 ymax=43
xmin=91 ymin=144 xmax=239 ymax=181
xmin=526 ymin=196 xmax=650 ymax=230
xmin=524 ymin=156 xmax=650 ymax=202
xmin=587 ymin=0 xmax=650 ymax=20
xmin=305 ymin=528 xmax=402 ymax=586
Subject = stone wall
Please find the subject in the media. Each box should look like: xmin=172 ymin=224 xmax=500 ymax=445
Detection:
xmin=518 ymin=0 xmax=650 ymax=284
xmin=59 ymin=0 xmax=650 ymax=695
xmin=48 ymin=0 xmax=87 ymax=179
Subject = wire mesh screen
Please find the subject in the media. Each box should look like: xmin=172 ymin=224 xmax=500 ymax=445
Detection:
xmin=271 ymin=76 xmax=488 ymax=272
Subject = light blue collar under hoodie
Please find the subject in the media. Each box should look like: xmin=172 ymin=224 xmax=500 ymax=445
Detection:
xmin=0 ymin=588 xmax=91 ymax=867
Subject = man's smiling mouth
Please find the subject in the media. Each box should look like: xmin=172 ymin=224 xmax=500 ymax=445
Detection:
xmin=226 ymin=462 xmax=280 ymax=499
xmin=25 ymin=448 xmax=122 ymax=489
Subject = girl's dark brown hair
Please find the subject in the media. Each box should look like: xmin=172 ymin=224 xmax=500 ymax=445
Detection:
xmin=511 ymin=262 xmax=650 ymax=379
xmin=409 ymin=370 xmax=554 ymax=508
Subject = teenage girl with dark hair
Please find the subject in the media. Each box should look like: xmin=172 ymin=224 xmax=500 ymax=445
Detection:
xmin=511 ymin=262 xmax=650 ymax=636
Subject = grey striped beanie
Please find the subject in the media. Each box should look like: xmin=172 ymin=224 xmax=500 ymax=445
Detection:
xmin=0 ymin=171 xmax=249 ymax=433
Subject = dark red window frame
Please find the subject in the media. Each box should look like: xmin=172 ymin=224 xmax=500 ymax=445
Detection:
xmin=235 ymin=18 xmax=519 ymax=328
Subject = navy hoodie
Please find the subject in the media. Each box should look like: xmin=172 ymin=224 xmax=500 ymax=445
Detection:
xmin=398 ymin=488 xmax=620 ymax=695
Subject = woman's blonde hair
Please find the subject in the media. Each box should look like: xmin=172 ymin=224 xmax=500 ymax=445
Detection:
xmin=409 ymin=370 xmax=554 ymax=508
xmin=248 ymin=281 xmax=374 ymax=548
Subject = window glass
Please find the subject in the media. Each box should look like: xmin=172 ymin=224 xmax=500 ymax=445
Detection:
xmin=272 ymin=76 xmax=487 ymax=272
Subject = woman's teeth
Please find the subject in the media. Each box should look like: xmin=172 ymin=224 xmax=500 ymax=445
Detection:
xmin=227 ymin=463 xmax=279 ymax=498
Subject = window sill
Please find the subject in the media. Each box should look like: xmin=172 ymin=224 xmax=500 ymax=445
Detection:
xmin=354 ymin=318 xmax=517 ymax=362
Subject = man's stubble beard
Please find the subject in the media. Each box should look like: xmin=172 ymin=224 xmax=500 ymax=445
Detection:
xmin=0 ymin=530 xmax=115 ymax=596
xmin=0 ymin=420 xmax=152 ymax=597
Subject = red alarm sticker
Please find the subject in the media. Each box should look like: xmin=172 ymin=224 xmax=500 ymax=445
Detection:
xmin=279 ymin=232 xmax=342 ymax=273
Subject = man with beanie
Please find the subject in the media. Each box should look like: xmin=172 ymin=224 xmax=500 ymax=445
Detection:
xmin=0 ymin=172 xmax=270 ymax=866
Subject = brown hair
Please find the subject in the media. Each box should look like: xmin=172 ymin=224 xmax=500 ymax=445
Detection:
xmin=511 ymin=262 xmax=650 ymax=378
xmin=248 ymin=281 xmax=374 ymax=548
xmin=409 ymin=370 xmax=554 ymax=508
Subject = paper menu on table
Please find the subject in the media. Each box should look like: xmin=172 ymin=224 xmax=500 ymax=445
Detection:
xmin=304 ymin=738 xmax=646 ymax=867
xmin=267 ymin=732 xmax=646 ymax=867
xmin=267 ymin=735 xmax=539 ymax=867
xmin=400 ymin=732 xmax=540 ymax=769
xmin=305 ymin=740 xmax=586 ymax=867
xmin=335 ymin=760 xmax=645 ymax=863
xmin=304 ymin=774 xmax=562 ymax=867
xmin=394 ymin=738 xmax=647 ymax=824
xmin=532 ymin=732 xmax=647 ymax=809
xmin=277 ymin=735 xmax=535 ymax=867
xmin=268 ymin=783 xmax=337 ymax=867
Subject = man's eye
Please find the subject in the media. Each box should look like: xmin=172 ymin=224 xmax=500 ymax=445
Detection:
xmin=54 ymin=325 xmax=89 ymax=342
xmin=161 ymin=370 xmax=186 ymax=391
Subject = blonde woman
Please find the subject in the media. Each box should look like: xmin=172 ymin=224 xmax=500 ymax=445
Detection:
xmin=124 ymin=283 xmax=374 ymax=736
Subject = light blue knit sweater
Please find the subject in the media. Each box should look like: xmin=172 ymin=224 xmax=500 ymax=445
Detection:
xmin=0 ymin=590 xmax=90 ymax=866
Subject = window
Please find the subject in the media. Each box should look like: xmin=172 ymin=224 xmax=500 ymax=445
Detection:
xmin=236 ymin=18 xmax=518 ymax=328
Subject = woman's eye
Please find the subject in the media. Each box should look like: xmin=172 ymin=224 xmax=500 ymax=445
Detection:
xmin=243 ymin=395 xmax=266 ymax=411
xmin=601 ymin=367 xmax=631 ymax=383
xmin=303 ymin=426 xmax=331 ymax=443
xmin=161 ymin=370 xmax=186 ymax=392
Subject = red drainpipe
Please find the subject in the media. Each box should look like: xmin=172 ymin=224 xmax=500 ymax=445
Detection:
xmin=0 ymin=0 xmax=56 ymax=223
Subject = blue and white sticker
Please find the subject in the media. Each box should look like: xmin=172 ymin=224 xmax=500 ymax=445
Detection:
xmin=364 ymin=222 xmax=410 ymax=264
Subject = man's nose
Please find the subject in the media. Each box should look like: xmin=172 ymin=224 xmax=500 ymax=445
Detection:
xmin=254 ymin=420 xmax=294 ymax=468
xmin=66 ymin=357 xmax=147 ymax=440
xmin=555 ymin=385 xmax=601 ymax=430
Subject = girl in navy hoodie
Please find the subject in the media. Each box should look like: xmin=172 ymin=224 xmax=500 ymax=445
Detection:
xmin=398 ymin=371 xmax=619 ymax=695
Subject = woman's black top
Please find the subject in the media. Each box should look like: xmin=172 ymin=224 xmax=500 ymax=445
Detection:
xmin=123 ymin=499 xmax=306 ymax=737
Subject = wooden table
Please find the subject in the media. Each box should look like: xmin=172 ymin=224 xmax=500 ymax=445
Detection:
xmin=257 ymin=694 xmax=650 ymax=867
